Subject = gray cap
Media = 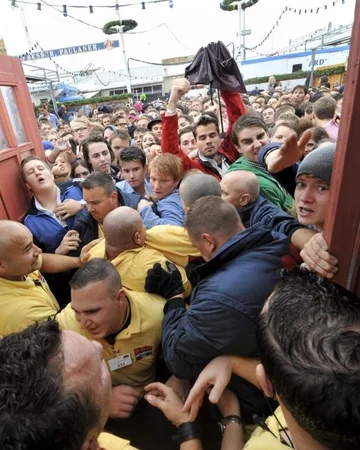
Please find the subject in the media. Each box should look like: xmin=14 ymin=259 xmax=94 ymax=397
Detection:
xmin=296 ymin=142 xmax=336 ymax=185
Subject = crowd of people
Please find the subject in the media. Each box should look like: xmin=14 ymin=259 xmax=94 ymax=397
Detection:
xmin=1 ymin=69 xmax=357 ymax=450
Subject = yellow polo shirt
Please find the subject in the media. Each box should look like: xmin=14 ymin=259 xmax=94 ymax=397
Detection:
xmin=88 ymin=239 xmax=192 ymax=297
xmin=244 ymin=407 xmax=289 ymax=450
xmin=145 ymin=225 xmax=201 ymax=267
xmin=57 ymin=289 xmax=165 ymax=392
xmin=0 ymin=257 xmax=60 ymax=336
xmin=98 ymin=432 xmax=137 ymax=450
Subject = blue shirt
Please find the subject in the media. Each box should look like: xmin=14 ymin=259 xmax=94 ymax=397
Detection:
xmin=139 ymin=189 xmax=184 ymax=229
xmin=116 ymin=179 xmax=152 ymax=196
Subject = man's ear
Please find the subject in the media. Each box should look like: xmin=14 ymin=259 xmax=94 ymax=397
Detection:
xmin=256 ymin=363 xmax=275 ymax=399
xmin=116 ymin=288 xmax=126 ymax=308
xmin=111 ymin=191 xmax=118 ymax=202
xmin=80 ymin=434 xmax=99 ymax=450
xmin=201 ymin=232 xmax=217 ymax=254
xmin=238 ymin=193 xmax=251 ymax=207
xmin=133 ymin=231 xmax=143 ymax=245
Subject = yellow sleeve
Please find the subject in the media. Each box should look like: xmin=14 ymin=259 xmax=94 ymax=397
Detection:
xmin=88 ymin=238 xmax=106 ymax=260
xmin=145 ymin=225 xmax=200 ymax=267
xmin=56 ymin=304 xmax=88 ymax=336
xmin=98 ymin=432 xmax=138 ymax=450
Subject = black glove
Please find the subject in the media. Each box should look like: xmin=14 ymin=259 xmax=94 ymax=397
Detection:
xmin=145 ymin=261 xmax=185 ymax=299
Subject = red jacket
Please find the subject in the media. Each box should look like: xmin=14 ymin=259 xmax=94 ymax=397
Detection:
xmin=161 ymin=91 xmax=247 ymax=180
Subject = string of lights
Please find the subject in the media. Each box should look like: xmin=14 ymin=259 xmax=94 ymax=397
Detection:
xmin=11 ymin=0 xmax=191 ymax=51
xmin=10 ymin=0 xmax=173 ymax=12
xmin=245 ymin=0 xmax=347 ymax=51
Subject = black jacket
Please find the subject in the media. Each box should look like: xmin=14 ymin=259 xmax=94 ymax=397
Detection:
xmin=72 ymin=188 xmax=140 ymax=248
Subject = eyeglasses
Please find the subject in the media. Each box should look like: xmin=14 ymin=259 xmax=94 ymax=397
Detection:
xmin=73 ymin=127 xmax=88 ymax=133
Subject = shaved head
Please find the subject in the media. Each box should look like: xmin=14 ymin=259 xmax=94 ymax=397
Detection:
xmin=180 ymin=173 xmax=221 ymax=211
xmin=103 ymin=207 xmax=145 ymax=257
xmin=220 ymin=171 xmax=260 ymax=209
xmin=0 ymin=221 xmax=32 ymax=258
xmin=0 ymin=220 xmax=41 ymax=279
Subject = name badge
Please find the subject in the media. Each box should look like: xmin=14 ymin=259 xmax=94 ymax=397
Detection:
xmin=108 ymin=353 xmax=133 ymax=371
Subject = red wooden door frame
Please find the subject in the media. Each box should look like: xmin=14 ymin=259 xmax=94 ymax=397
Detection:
xmin=324 ymin=0 xmax=360 ymax=295
xmin=0 ymin=55 xmax=44 ymax=220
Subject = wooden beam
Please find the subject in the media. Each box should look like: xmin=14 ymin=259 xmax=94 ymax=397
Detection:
xmin=324 ymin=0 xmax=360 ymax=294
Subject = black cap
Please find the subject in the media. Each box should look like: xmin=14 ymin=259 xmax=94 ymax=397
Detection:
xmin=147 ymin=117 xmax=162 ymax=131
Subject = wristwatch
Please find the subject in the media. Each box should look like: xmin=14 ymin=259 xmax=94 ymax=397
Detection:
xmin=79 ymin=199 xmax=87 ymax=209
xmin=219 ymin=415 xmax=245 ymax=433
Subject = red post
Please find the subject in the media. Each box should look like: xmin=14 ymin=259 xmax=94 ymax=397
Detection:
xmin=323 ymin=0 xmax=360 ymax=294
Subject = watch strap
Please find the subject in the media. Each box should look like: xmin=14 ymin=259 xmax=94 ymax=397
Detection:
xmin=219 ymin=415 xmax=245 ymax=433
xmin=177 ymin=422 xmax=202 ymax=443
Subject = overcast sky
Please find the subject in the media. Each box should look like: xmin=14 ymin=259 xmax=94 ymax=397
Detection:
xmin=0 ymin=0 xmax=356 ymax=75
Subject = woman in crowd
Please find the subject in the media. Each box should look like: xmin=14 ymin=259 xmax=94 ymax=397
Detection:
xmin=51 ymin=154 xmax=72 ymax=185
xmin=103 ymin=125 xmax=118 ymax=142
xmin=71 ymin=159 xmax=90 ymax=180
xmin=304 ymin=127 xmax=330 ymax=155
xmin=142 ymin=130 xmax=160 ymax=152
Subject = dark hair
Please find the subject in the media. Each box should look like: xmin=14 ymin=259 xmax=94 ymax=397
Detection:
xmin=134 ymin=126 xmax=148 ymax=136
xmin=0 ymin=321 xmax=99 ymax=450
xmin=184 ymin=196 xmax=242 ymax=240
xmin=118 ymin=146 xmax=146 ymax=167
xmin=231 ymin=115 xmax=268 ymax=146
xmin=272 ymin=120 xmax=301 ymax=139
xmin=331 ymin=93 xmax=343 ymax=102
xmin=109 ymin=130 xmax=131 ymax=145
xmin=274 ymin=104 xmax=296 ymax=122
xmin=257 ymin=269 xmax=360 ymax=450
xmin=103 ymin=125 xmax=118 ymax=136
xmin=194 ymin=114 xmax=219 ymax=139
xmin=311 ymin=92 xmax=325 ymax=103
xmin=292 ymin=85 xmax=308 ymax=95
xmin=82 ymin=171 xmax=117 ymax=196
xmin=82 ymin=135 xmax=115 ymax=172
xmin=113 ymin=104 xmax=129 ymax=114
xmin=70 ymin=258 xmax=121 ymax=295
xmin=178 ymin=126 xmax=195 ymax=144
xmin=71 ymin=159 xmax=89 ymax=178
xmin=313 ymin=96 xmax=337 ymax=120
xmin=179 ymin=114 xmax=194 ymax=125
xmin=309 ymin=126 xmax=329 ymax=144
xmin=39 ymin=102 xmax=49 ymax=110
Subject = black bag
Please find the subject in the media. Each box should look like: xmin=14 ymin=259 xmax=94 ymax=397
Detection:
xmin=185 ymin=41 xmax=246 ymax=93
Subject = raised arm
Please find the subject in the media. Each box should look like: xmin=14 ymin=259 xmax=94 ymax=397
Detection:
xmin=162 ymin=79 xmax=204 ymax=172
xmin=219 ymin=90 xmax=247 ymax=163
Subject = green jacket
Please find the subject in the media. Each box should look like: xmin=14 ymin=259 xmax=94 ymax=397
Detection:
xmin=229 ymin=157 xmax=293 ymax=211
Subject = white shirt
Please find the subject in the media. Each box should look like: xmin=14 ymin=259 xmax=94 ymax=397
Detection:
xmin=34 ymin=187 xmax=67 ymax=227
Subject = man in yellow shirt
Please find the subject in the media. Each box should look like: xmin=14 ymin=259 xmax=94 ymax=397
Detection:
xmin=0 ymin=319 xmax=137 ymax=450
xmin=57 ymin=258 xmax=165 ymax=420
xmin=0 ymin=220 xmax=83 ymax=335
xmin=88 ymin=206 xmax=192 ymax=296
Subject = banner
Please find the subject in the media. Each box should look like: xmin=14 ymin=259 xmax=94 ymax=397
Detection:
xmin=20 ymin=39 xmax=119 ymax=61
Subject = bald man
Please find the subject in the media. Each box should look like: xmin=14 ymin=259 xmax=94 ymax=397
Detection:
xmin=88 ymin=207 xmax=192 ymax=296
xmin=220 ymin=171 xmax=260 ymax=211
xmin=179 ymin=173 xmax=221 ymax=212
xmin=178 ymin=172 xmax=315 ymax=251
xmin=0 ymin=221 xmax=82 ymax=335
xmin=220 ymin=171 xmax=317 ymax=248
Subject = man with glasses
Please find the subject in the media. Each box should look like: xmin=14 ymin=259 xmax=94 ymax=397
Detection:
xmin=70 ymin=119 xmax=90 ymax=149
